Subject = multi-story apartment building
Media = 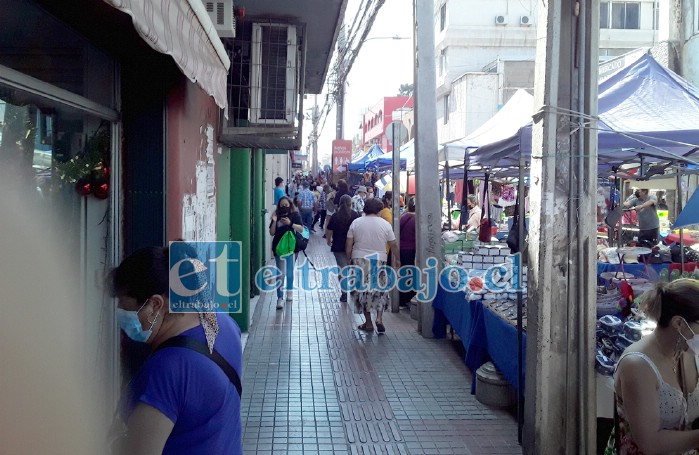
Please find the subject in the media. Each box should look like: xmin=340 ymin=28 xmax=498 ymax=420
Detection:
xmin=436 ymin=0 xmax=661 ymax=145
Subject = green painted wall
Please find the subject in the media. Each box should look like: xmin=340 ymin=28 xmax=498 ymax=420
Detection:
xmin=251 ymin=149 xmax=266 ymax=295
xmin=217 ymin=151 xmax=231 ymax=241
xmin=229 ymin=148 xmax=251 ymax=332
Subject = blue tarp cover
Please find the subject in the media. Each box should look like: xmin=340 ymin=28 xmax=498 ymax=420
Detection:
xmin=347 ymin=145 xmax=385 ymax=172
xmin=470 ymin=54 xmax=699 ymax=169
xmin=363 ymin=139 xmax=415 ymax=170
xmin=674 ymin=188 xmax=699 ymax=229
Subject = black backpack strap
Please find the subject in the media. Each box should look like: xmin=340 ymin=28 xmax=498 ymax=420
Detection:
xmin=153 ymin=336 xmax=242 ymax=397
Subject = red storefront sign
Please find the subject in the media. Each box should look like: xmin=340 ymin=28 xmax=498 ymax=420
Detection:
xmin=332 ymin=140 xmax=353 ymax=174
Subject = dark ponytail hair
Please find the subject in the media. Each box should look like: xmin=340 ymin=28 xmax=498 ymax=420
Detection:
xmin=110 ymin=246 xmax=170 ymax=302
xmin=641 ymin=279 xmax=699 ymax=327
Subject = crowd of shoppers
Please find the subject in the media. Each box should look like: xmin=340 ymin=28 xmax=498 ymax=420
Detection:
xmin=271 ymin=172 xmax=416 ymax=334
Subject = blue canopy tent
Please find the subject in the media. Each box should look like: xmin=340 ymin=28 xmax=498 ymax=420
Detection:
xmin=347 ymin=145 xmax=385 ymax=172
xmin=674 ymin=188 xmax=699 ymax=229
xmin=364 ymin=139 xmax=415 ymax=171
xmin=466 ymin=54 xmax=699 ymax=170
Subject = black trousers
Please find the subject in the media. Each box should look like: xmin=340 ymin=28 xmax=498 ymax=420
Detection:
xmin=312 ymin=210 xmax=327 ymax=229
xmin=399 ymin=249 xmax=417 ymax=305
xmin=638 ymin=227 xmax=659 ymax=247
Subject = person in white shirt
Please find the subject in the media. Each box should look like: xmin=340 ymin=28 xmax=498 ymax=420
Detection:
xmin=465 ymin=195 xmax=482 ymax=232
xmin=346 ymin=198 xmax=400 ymax=334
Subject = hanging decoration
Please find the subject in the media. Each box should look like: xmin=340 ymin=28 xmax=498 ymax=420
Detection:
xmin=54 ymin=126 xmax=110 ymax=199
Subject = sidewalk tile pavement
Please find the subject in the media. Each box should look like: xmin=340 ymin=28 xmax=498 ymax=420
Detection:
xmin=241 ymin=232 xmax=521 ymax=454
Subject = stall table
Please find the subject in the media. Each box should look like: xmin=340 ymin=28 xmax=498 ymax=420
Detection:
xmin=596 ymin=261 xmax=668 ymax=278
xmin=433 ymin=286 xmax=615 ymax=419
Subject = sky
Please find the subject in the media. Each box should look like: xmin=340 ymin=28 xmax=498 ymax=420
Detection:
xmin=306 ymin=0 xmax=415 ymax=166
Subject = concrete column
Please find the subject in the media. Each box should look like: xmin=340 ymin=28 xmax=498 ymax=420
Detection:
xmin=524 ymin=1 xmax=598 ymax=453
xmin=229 ymin=148 xmax=251 ymax=332
xmin=414 ymin=0 xmax=441 ymax=338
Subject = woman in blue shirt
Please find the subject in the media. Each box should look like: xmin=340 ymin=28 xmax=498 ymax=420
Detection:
xmin=111 ymin=246 xmax=243 ymax=455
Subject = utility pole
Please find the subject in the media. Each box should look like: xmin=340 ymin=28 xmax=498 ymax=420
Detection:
xmin=414 ymin=0 xmax=440 ymax=338
xmin=335 ymin=71 xmax=345 ymax=141
xmin=312 ymin=95 xmax=319 ymax=176
xmin=524 ymin=1 xmax=598 ymax=453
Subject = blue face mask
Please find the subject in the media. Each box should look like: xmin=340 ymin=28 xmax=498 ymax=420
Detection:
xmin=116 ymin=300 xmax=158 ymax=343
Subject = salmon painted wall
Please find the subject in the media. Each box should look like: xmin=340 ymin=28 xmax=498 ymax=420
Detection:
xmin=166 ymin=78 xmax=220 ymax=241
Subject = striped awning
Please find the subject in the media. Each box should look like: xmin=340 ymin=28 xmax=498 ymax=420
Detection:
xmin=103 ymin=0 xmax=230 ymax=111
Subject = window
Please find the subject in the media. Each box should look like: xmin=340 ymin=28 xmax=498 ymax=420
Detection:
xmin=443 ymin=94 xmax=449 ymax=124
xmin=653 ymin=1 xmax=659 ymax=30
xmin=440 ymin=3 xmax=447 ymax=31
xmin=696 ymin=0 xmax=699 ymax=33
xmin=439 ymin=49 xmax=446 ymax=77
xmin=600 ymin=2 xmax=640 ymax=29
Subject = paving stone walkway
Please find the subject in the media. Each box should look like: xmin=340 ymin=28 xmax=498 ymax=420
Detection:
xmin=241 ymin=232 xmax=521 ymax=455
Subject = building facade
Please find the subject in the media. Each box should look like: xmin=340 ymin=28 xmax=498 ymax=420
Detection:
xmin=360 ymin=96 xmax=414 ymax=151
xmin=436 ymin=0 xmax=661 ymax=145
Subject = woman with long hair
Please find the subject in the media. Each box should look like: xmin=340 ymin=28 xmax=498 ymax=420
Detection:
xmin=269 ymin=196 xmax=304 ymax=310
xmin=334 ymin=179 xmax=350 ymax=206
xmin=607 ymin=279 xmax=699 ymax=453
xmin=326 ymin=194 xmax=360 ymax=302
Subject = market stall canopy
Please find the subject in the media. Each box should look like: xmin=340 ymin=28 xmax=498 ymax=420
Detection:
xmin=364 ymin=139 xmax=415 ymax=171
xmin=439 ymin=89 xmax=534 ymax=165
xmin=472 ymin=54 xmax=699 ymax=169
xmin=347 ymin=145 xmax=385 ymax=172
xmin=674 ymin=188 xmax=699 ymax=229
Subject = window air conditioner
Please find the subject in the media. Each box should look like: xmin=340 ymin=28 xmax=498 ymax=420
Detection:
xmin=495 ymin=15 xmax=507 ymax=25
xmin=520 ymin=15 xmax=532 ymax=26
xmin=250 ymin=23 xmax=298 ymax=125
xmin=204 ymin=0 xmax=236 ymax=38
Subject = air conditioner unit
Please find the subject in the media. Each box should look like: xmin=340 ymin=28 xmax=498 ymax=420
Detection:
xmin=520 ymin=15 xmax=532 ymax=26
xmin=250 ymin=23 xmax=298 ymax=125
xmin=495 ymin=15 xmax=507 ymax=25
xmin=204 ymin=0 xmax=236 ymax=38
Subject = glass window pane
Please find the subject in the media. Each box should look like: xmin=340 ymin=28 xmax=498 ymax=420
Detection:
xmin=611 ymin=3 xmax=625 ymax=28
xmin=625 ymin=3 xmax=640 ymax=29
xmin=600 ymin=2 xmax=610 ymax=28
xmin=440 ymin=4 xmax=446 ymax=31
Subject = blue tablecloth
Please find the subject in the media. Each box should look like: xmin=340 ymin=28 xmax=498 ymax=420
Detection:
xmin=482 ymin=306 xmax=526 ymax=391
xmin=433 ymin=287 xmax=525 ymax=394
xmin=596 ymin=261 xmax=668 ymax=278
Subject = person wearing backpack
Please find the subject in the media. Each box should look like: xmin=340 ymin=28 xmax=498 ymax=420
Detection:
xmin=269 ymin=196 xmax=304 ymax=309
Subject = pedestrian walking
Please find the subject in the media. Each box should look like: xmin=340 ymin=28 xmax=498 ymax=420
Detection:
xmin=297 ymin=181 xmax=317 ymax=231
xmin=399 ymin=197 xmax=417 ymax=307
xmin=334 ymin=179 xmax=350 ymax=206
xmin=324 ymin=184 xmax=336 ymax=237
xmin=326 ymin=194 xmax=360 ymax=302
xmin=312 ymin=185 xmax=327 ymax=232
xmin=269 ymin=196 xmax=304 ymax=309
xmin=111 ymin=246 xmax=243 ymax=455
xmin=351 ymin=185 xmax=368 ymax=214
xmin=273 ymin=177 xmax=285 ymax=205
xmin=346 ymin=198 xmax=400 ymax=334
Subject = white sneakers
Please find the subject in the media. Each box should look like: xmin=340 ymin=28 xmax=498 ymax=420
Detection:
xmin=276 ymin=298 xmax=284 ymax=310
xmin=286 ymin=290 xmax=293 ymax=302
